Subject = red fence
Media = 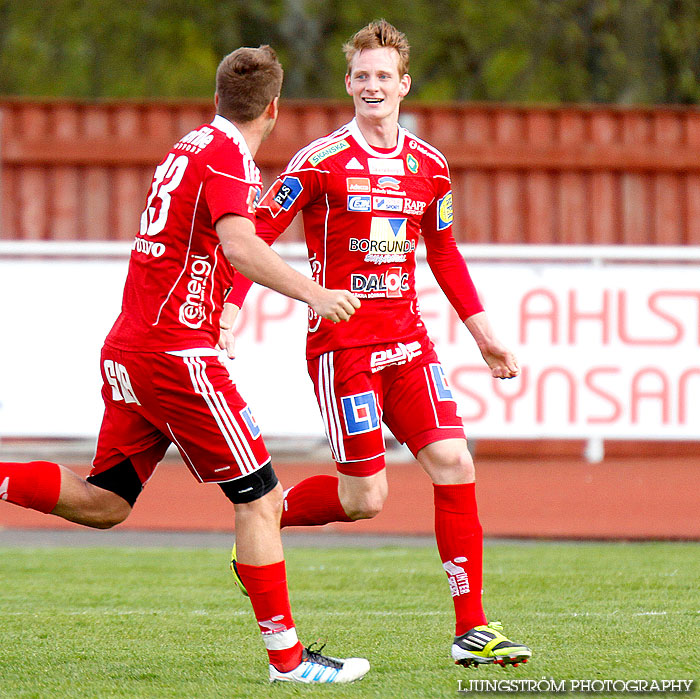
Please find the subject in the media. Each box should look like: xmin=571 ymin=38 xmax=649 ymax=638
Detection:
xmin=2 ymin=99 xmax=700 ymax=244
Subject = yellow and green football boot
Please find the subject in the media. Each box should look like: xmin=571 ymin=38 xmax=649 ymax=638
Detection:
xmin=229 ymin=543 xmax=249 ymax=597
xmin=452 ymin=622 xmax=531 ymax=668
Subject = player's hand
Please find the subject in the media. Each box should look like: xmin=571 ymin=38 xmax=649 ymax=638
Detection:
xmin=310 ymin=289 xmax=361 ymax=323
xmin=217 ymin=325 xmax=237 ymax=359
xmin=217 ymin=302 xmax=240 ymax=359
xmin=464 ymin=311 xmax=519 ymax=379
xmin=480 ymin=343 xmax=520 ymax=379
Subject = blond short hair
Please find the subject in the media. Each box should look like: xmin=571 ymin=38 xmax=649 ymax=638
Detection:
xmin=343 ymin=20 xmax=410 ymax=77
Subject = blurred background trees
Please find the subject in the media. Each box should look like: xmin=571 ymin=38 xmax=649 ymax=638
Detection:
xmin=0 ymin=0 xmax=698 ymax=103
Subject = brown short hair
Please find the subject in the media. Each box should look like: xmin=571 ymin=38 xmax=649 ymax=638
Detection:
xmin=343 ymin=20 xmax=410 ymax=77
xmin=215 ymin=45 xmax=283 ymax=123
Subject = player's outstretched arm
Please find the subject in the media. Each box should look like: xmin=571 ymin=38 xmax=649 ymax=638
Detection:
xmin=464 ymin=311 xmax=519 ymax=379
xmin=216 ymin=214 xmax=360 ymax=323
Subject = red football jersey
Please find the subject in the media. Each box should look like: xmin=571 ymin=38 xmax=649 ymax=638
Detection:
xmin=106 ymin=115 xmax=262 ymax=352
xmin=237 ymin=118 xmax=483 ymax=359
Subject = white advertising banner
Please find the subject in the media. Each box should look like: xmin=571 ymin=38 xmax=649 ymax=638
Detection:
xmin=0 ymin=247 xmax=698 ymax=440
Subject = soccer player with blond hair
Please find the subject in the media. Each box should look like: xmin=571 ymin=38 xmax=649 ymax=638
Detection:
xmin=229 ymin=22 xmax=532 ymax=669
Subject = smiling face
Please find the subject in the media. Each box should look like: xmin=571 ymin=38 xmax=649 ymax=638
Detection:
xmin=345 ymin=47 xmax=411 ymax=128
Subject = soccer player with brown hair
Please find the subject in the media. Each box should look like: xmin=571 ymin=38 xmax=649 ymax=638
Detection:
xmin=0 ymin=45 xmax=368 ymax=685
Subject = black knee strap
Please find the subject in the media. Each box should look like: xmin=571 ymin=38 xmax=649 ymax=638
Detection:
xmin=87 ymin=458 xmax=143 ymax=507
xmin=218 ymin=460 xmax=278 ymax=504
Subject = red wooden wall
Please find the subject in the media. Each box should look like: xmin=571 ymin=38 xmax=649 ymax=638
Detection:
xmin=2 ymin=99 xmax=700 ymax=244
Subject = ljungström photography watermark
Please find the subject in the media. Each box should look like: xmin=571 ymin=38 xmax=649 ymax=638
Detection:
xmin=457 ymin=678 xmax=696 ymax=694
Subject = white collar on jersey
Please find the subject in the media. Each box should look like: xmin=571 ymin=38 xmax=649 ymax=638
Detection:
xmin=211 ymin=114 xmax=255 ymax=162
xmin=347 ymin=117 xmax=406 ymax=158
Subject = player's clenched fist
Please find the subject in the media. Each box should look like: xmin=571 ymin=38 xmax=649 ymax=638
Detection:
xmin=310 ymin=289 xmax=361 ymax=323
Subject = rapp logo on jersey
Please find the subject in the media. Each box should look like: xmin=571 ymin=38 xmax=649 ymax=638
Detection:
xmin=261 ymin=176 xmax=303 ymax=217
xmin=347 ymin=195 xmax=371 ymax=212
xmin=373 ymin=196 xmax=403 ymax=212
xmin=368 ymin=158 xmax=405 ymax=176
xmin=437 ymin=191 xmax=453 ymax=230
xmin=347 ymin=177 xmax=371 ymax=193
xmin=350 ymin=267 xmax=409 ymax=298
xmin=403 ymin=198 xmax=427 ymax=216
xmin=308 ymin=140 xmax=350 ymax=165
xmin=341 ymin=391 xmax=380 ymax=435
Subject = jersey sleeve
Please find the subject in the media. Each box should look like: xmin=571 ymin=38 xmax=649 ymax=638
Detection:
xmin=255 ymin=162 xmax=323 ymax=233
xmin=204 ymin=143 xmax=260 ymax=226
xmin=228 ymin=162 xmax=323 ymax=307
xmin=422 ymin=175 xmax=484 ymax=320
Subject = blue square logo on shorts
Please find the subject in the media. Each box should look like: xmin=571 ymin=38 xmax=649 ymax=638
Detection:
xmin=430 ymin=364 xmax=454 ymax=401
xmin=240 ymin=406 xmax=261 ymax=439
xmin=341 ymin=391 xmax=380 ymax=435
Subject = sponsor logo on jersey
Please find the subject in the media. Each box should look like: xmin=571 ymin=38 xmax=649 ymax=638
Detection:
xmin=246 ymin=185 xmax=261 ymax=214
xmin=347 ymin=195 xmax=371 ymax=212
xmin=437 ymin=191 xmax=453 ymax=230
xmin=403 ymin=198 xmax=427 ymax=215
xmin=409 ymin=139 xmax=446 ymax=168
xmin=370 ymin=341 xmax=423 ymax=373
xmin=261 ymin=176 xmax=303 ymax=217
xmin=178 ymin=254 xmax=212 ymax=329
xmin=347 ymin=177 xmax=371 ymax=192
xmin=350 ymin=267 xmax=409 ymax=298
xmin=406 ymin=153 xmax=419 ymax=173
xmin=175 ymin=126 xmax=215 ymax=153
xmin=376 ymin=176 xmax=402 ymax=191
xmin=368 ymin=158 xmax=405 ymax=176
xmin=429 ymin=363 xmax=455 ymax=400
xmin=345 ymin=157 xmax=363 ymax=169
xmin=240 ymin=406 xmax=261 ymax=439
xmin=341 ymin=391 xmax=380 ymax=435
xmin=348 ymin=217 xmax=414 ymax=264
xmin=373 ymin=196 xmax=403 ymax=212
xmin=308 ymin=140 xmax=350 ymax=165
xmin=132 ymin=236 xmax=166 ymax=258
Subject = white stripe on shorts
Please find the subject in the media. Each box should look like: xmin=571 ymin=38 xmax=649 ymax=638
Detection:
xmin=183 ymin=356 xmax=257 ymax=475
xmin=318 ymin=352 xmax=346 ymax=462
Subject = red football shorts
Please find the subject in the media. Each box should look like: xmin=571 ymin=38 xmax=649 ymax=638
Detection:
xmin=91 ymin=346 xmax=270 ymax=485
xmin=307 ymin=335 xmax=466 ymax=477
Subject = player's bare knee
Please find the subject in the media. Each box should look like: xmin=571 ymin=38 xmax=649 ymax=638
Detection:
xmin=420 ymin=443 xmax=475 ymax=484
xmin=89 ymin=498 xmax=131 ymax=529
xmin=227 ymin=467 xmax=283 ymax=524
xmin=259 ymin=482 xmax=284 ymax=517
xmin=84 ymin=487 xmax=131 ymax=528
xmin=340 ymin=489 xmax=386 ymax=520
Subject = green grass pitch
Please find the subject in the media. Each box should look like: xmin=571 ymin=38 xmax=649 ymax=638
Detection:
xmin=1 ymin=542 xmax=698 ymax=697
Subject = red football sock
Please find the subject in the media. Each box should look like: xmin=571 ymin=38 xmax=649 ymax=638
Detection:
xmin=0 ymin=461 xmax=62 ymax=514
xmin=434 ymin=483 xmax=488 ymax=635
xmin=235 ymin=559 xmax=303 ymax=672
xmin=280 ymin=475 xmax=353 ymax=528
